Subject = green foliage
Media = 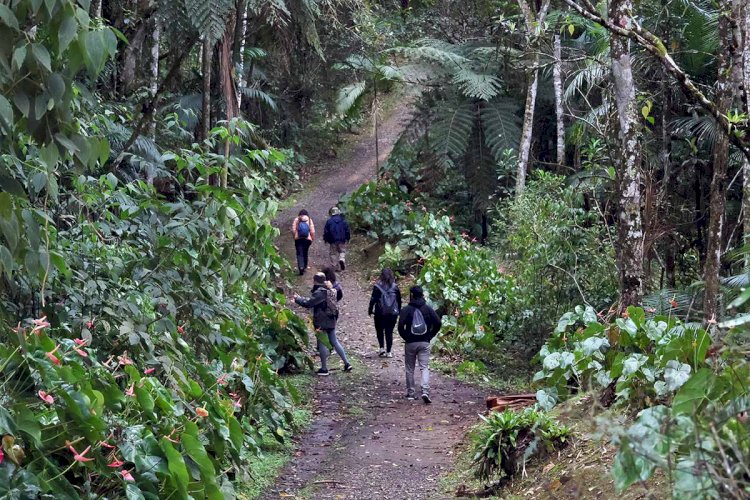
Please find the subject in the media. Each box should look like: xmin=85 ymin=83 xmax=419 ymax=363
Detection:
xmin=473 ymin=408 xmax=570 ymax=481
xmin=534 ymin=306 xmax=711 ymax=409
xmin=341 ymin=180 xmax=414 ymax=240
xmin=377 ymin=243 xmax=405 ymax=274
xmin=491 ymin=173 xmax=618 ymax=344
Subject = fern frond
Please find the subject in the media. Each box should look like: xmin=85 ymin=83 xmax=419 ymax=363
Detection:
xmin=428 ymin=100 xmax=476 ymax=169
xmin=240 ymin=87 xmax=278 ymax=111
xmin=452 ymin=69 xmax=503 ymax=101
xmin=335 ymin=81 xmax=367 ymax=117
xmin=480 ymin=98 xmax=522 ymax=161
xmin=184 ymin=0 xmax=234 ymax=44
xmin=391 ymin=40 xmax=469 ymax=69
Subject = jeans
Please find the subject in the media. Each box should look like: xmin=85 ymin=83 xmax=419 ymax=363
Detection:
xmin=295 ymin=238 xmax=312 ymax=271
xmin=374 ymin=314 xmax=398 ymax=352
xmin=404 ymin=342 xmax=431 ymax=396
xmin=329 ymin=242 xmax=346 ymax=267
xmin=318 ymin=328 xmax=349 ymax=371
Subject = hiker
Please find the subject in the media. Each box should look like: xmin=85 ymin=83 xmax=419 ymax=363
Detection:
xmin=368 ymin=268 xmax=402 ymax=358
xmin=294 ymin=272 xmax=352 ymax=376
xmin=323 ymin=206 xmax=350 ymax=271
xmin=292 ymin=209 xmax=315 ymax=275
xmin=322 ymin=266 xmax=344 ymax=302
xmin=398 ymin=285 xmax=441 ymax=403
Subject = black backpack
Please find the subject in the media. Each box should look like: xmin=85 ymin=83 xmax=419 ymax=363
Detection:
xmin=376 ymin=284 xmax=399 ymax=316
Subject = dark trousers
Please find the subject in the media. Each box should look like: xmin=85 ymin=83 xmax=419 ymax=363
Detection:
xmin=374 ymin=314 xmax=398 ymax=352
xmin=295 ymin=238 xmax=312 ymax=271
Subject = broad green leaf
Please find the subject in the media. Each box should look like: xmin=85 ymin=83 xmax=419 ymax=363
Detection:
xmin=58 ymin=16 xmax=78 ymax=52
xmin=0 ymin=95 xmax=13 ymax=132
xmin=672 ymin=368 xmax=714 ymax=414
xmin=31 ymin=44 xmax=51 ymax=72
xmin=0 ymin=4 xmax=19 ymax=30
xmin=159 ymin=438 xmax=189 ymax=498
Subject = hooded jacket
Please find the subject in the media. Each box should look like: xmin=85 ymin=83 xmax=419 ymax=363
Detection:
xmin=295 ymin=284 xmax=337 ymax=330
xmin=323 ymin=214 xmax=350 ymax=244
xmin=368 ymin=282 xmax=402 ymax=316
xmin=398 ymin=298 xmax=441 ymax=344
xmin=292 ymin=215 xmax=315 ymax=241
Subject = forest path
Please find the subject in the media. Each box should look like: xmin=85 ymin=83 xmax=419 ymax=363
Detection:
xmin=266 ymin=101 xmax=485 ymax=499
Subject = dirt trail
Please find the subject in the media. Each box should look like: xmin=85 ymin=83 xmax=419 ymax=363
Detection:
xmin=265 ymin=102 xmax=485 ymax=499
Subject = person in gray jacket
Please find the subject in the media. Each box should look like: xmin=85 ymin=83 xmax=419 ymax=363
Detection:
xmin=398 ymin=285 xmax=441 ymax=403
xmin=295 ymin=272 xmax=352 ymax=376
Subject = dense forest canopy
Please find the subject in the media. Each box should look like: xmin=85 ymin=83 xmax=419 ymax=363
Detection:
xmin=1 ymin=0 xmax=750 ymax=497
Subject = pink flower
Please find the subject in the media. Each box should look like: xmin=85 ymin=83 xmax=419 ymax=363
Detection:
xmin=46 ymin=345 xmax=61 ymax=365
xmin=117 ymin=354 xmax=133 ymax=366
xmin=38 ymin=390 xmax=54 ymax=404
xmin=177 ymin=325 xmax=185 ymax=335
xmin=32 ymin=316 xmax=51 ymax=334
xmin=74 ymin=338 xmax=88 ymax=346
xmin=69 ymin=444 xmax=94 ymax=462
xmin=74 ymin=347 xmax=88 ymax=357
xmin=107 ymin=458 xmax=124 ymax=468
xmin=0 ymin=447 xmax=3 ymax=464
xmin=125 ymin=383 xmax=135 ymax=397
xmin=144 ymin=368 xmax=155 ymax=375
xmin=86 ymin=320 xmax=94 ymax=329
xmin=216 ymin=374 xmax=228 ymax=386
xmin=121 ymin=469 xmax=135 ymax=482
xmin=99 ymin=441 xmax=116 ymax=449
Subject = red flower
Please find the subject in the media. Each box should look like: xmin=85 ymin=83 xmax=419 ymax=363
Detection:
xmin=38 ymin=390 xmax=54 ymax=404
xmin=144 ymin=368 xmax=155 ymax=375
xmin=99 ymin=441 xmax=116 ymax=449
xmin=125 ymin=383 xmax=135 ymax=397
xmin=216 ymin=374 xmax=228 ymax=386
xmin=74 ymin=338 xmax=88 ymax=346
xmin=670 ymin=298 xmax=678 ymax=308
xmin=0 ymin=447 xmax=3 ymax=464
xmin=86 ymin=320 xmax=94 ymax=329
xmin=107 ymin=458 xmax=124 ymax=468
xmin=46 ymin=345 xmax=61 ymax=365
xmin=177 ymin=325 xmax=185 ymax=335
xmin=196 ymin=407 xmax=209 ymax=417
xmin=121 ymin=469 xmax=135 ymax=482
xmin=74 ymin=347 xmax=88 ymax=357
xmin=69 ymin=444 xmax=94 ymax=462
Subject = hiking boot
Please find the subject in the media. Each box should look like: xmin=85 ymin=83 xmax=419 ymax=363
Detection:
xmin=299 ymin=268 xmax=305 ymax=276
xmin=385 ymin=352 xmax=393 ymax=358
xmin=422 ymin=394 xmax=432 ymax=404
xmin=339 ymin=260 xmax=346 ymax=271
xmin=316 ymin=369 xmax=330 ymax=376
xmin=343 ymin=363 xmax=353 ymax=372
xmin=378 ymin=348 xmax=386 ymax=357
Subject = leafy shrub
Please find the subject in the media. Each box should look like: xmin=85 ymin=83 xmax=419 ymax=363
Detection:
xmin=420 ymin=242 xmax=518 ymax=352
xmin=473 ymin=408 xmax=570 ymax=481
xmin=491 ymin=173 xmax=618 ymax=345
xmin=534 ymin=306 xmax=711 ymax=410
xmin=377 ymin=242 xmax=405 ymax=273
xmin=341 ymin=181 xmax=413 ymax=240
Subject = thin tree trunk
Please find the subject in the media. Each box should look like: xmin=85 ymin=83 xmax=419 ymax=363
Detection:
xmin=742 ymin=1 xmax=750 ymax=266
xmin=147 ymin=19 xmax=161 ymax=141
xmin=703 ymin=0 xmax=742 ymax=323
xmin=219 ymin=24 xmax=239 ymax=189
xmin=91 ymin=0 xmax=102 ymax=18
xmin=553 ymin=34 xmax=565 ymax=167
xmin=515 ymin=0 xmax=550 ymax=196
xmin=610 ymin=0 xmax=644 ymax=308
xmin=201 ymin=37 xmax=213 ymax=142
xmin=235 ymin=0 xmax=248 ymax=110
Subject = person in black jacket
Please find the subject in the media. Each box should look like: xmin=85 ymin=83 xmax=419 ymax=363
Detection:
xmin=368 ymin=268 xmax=401 ymax=358
xmin=323 ymin=206 xmax=351 ymax=271
xmin=294 ymin=273 xmax=352 ymax=376
xmin=398 ymin=285 xmax=441 ymax=403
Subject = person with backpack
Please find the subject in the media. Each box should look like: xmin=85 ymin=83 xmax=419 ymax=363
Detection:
xmin=292 ymin=210 xmax=315 ymax=275
xmin=294 ymin=272 xmax=352 ymax=376
xmin=368 ymin=268 xmax=402 ymax=358
xmin=398 ymin=285 xmax=441 ymax=403
xmin=323 ymin=206 xmax=350 ymax=271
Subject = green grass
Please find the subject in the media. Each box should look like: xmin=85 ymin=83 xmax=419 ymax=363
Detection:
xmin=236 ymin=373 xmax=314 ymax=499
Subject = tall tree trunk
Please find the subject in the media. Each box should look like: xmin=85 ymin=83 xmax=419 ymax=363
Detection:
xmin=120 ymin=24 xmax=147 ymax=96
xmin=234 ymin=0 xmax=248 ymax=110
xmin=610 ymin=0 xmax=644 ymax=308
xmin=553 ymin=33 xmax=566 ymax=167
xmin=219 ymin=23 xmax=239 ymax=189
xmin=201 ymin=37 xmax=213 ymax=142
xmin=147 ymin=19 xmax=160 ymax=141
xmin=515 ymin=0 xmax=550 ymax=196
xmin=704 ymin=0 xmax=743 ymax=322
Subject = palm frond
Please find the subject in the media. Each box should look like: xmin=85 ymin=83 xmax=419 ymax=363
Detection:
xmin=335 ymin=81 xmax=367 ymax=117
xmin=240 ymin=87 xmax=278 ymax=111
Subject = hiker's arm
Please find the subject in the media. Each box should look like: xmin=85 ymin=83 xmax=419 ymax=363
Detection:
xmin=396 ymin=288 xmax=402 ymax=310
xmin=344 ymin=221 xmax=351 ymax=242
xmin=398 ymin=310 xmax=408 ymax=339
xmin=292 ymin=218 xmax=298 ymax=239
xmin=295 ymin=291 xmax=324 ymax=309
xmin=336 ymin=285 xmax=343 ymax=301
xmin=309 ymin=219 xmax=315 ymax=240
xmin=368 ymin=287 xmax=380 ymax=316
xmin=323 ymin=221 xmax=330 ymax=243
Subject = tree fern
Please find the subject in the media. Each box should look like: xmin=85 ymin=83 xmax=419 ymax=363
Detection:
xmin=185 ymin=0 xmax=234 ymax=44
xmin=452 ymin=69 xmax=503 ymax=101
xmin=240 ymin=87 xmax=278 ymax=111
xmin=335 ymin=81 xmax=367 ymax=117
xmin=480 ymin=98 xmax=522 ymax=162
xmin=428 ymin=100 xmax=476 ymax=169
